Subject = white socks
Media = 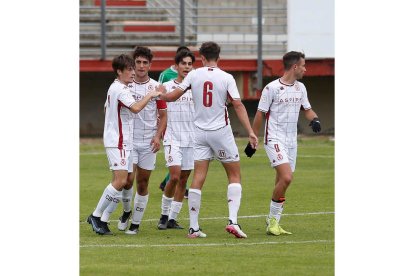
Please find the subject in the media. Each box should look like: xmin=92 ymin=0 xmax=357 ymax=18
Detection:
xmin=161 ymin=194 xmax=173 ymax=216
xmin=269 ymin=200 xmax=285 ymax=223
xmin=188 ymin=188 xmax=201 ymax=230
xmin=130 ymin=193 xmax=149 ymax=225
xmin=93 ymin=183 xmax=121 ymax=219
xmin=168 ymin=201 xmax=183 ymax=221
xmin=227 ymin=183 xmax=242 ymax=224
xmin=121 ymin=187 xmax=133 ymax=212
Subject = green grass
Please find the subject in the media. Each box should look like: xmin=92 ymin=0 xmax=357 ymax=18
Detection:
xmin=80 ymin=136 xmax=334 ymax=275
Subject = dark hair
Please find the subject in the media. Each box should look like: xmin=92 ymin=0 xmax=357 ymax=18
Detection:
xmin=174 ymin=50 xmax=195 ymax=65
xmin=283 ymin=51 xmax=305 ymax=70
xmin=199 ymin=41 xmax=220 ymax=61
xmin=112 ymin=54 xmax=135 ymax=76
xmin=176 ymin=46 xmax=190 ymax=53
xmin=132 ymin=46 xmax=153 ymax=62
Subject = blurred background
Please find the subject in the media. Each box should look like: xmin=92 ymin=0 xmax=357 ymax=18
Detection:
xmin=79 ymin=0 xmax=334 ymax=137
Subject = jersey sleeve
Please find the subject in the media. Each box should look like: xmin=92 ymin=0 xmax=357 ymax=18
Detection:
xmin=156 ymin=99 xmax=167 ymax=109
xmin=226 ymin=75 xmax=241 ymax=100
xmin=118 ymin=89 xmax=136 ymax=108
xmin=178 ymin=70 xmax=193 ymax=91
xmin=257 ymin=85 xmax=273 ymax=112
xmin=301 ymin=84 xmax=312 ymax=110
xmin=158 ymin=71 xmax=166 ymax=83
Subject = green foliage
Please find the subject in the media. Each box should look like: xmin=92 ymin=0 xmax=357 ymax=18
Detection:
xmin=80 ymin=137 xmax=334 ymax=275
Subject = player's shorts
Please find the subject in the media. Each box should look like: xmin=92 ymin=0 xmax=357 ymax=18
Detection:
xmin=264 ymin=142 xmax=297 ymax=172
xmin=106 ymin=148 xmax=133 ymax=172
xmin=194 ymin=125 xmax=240 ymax=163
xmin=164 ymin=145 xmax=194 ymax=170
xmin=132 ymin=143 xmax=157 ymax=171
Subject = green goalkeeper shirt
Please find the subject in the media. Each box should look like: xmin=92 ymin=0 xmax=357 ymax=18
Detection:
xmin=158 ymin=66 xmax=178 ymax=83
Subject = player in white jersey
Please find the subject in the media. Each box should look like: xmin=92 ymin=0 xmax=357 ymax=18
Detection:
xmin=87 ymin=54 xmax=162 ymax=235
xmin=157 ymin=49 xmax=195 ymax=230
xmin=160 ymin=41 xmax=258 ymax=239
xmin=113 ymin=46 xmax=168 ymax=235
xmin=252 ymin=51 xmax=321 ymax=236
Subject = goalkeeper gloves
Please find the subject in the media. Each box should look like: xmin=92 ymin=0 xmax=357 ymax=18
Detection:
xmin=244 ymin=142 xmax=256 ymax=158
xmin=309 ymin=117 xmax=321 ymax=133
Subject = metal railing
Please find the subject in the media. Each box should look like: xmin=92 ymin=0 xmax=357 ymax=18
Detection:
xmin=80 ymin=0 xmax=287 ymax=88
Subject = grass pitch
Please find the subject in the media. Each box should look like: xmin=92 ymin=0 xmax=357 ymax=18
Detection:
xmin=80 ymin=136 xmax=334 ymax=275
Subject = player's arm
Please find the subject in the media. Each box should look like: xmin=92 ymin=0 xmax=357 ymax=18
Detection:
xmin=159 ymin=87 xmax=186 ymax=102
xmin=151 ymin=109 xmax=167 ymax=153
xmin=231 ymin=100 xmax=258 ymax=149
xmin=252 ymin=109 xmax=265 ymax=137
xmin=303 ymin=108 xmax=321 ymax=133
xmin=129 ymin=87 xmax=162 ymax=114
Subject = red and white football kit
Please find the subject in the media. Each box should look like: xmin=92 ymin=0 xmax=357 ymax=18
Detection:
xmin=177 ymin=66 xmax=241 ymax=162
xmin=258 ymin=78 xmax=312 ymax=171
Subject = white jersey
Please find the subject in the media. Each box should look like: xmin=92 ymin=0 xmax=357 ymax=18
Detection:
xmin=128 ymin=78 xmax=167 ymax=145
xmin=178 ymin=66 xmax=240 ymax=130
xmin=163 ymin=79 xmax=195 ymax=147
xmin=103 ymin=79 xmax=136 ymax=150
xmin=258 ymin=78 xmax=311 ymax=148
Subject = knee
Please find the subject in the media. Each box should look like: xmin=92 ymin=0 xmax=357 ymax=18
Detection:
xmin=169 ymin=174 xmax=180 ymax=185
xmin=280 ymin=174 xmax=293 ymax=186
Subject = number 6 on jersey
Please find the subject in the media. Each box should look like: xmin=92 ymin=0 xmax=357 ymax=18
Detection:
xmin=203 ymin=81 xmax=213 ymax=107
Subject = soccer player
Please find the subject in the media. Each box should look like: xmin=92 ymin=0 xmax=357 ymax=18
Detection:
xmin=121 ymin=46 xmax=168 ymax=235
xmin=157 ymin=49 xmax=196 ymax=230
xmin=252 ymin=51 xmax=321 ymax=236
xmin=160 ymin=41 xmax=258 ymax=239
xmin=158 ymin=46 xmax=190 ymax=195
xmin=87 ymin=54 xmax=162 ymax=235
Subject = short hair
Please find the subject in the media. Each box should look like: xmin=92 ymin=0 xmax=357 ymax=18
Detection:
xmin=112 ymin=54 xmax=135 ymax=76
xmin=199 ymin=41 xmax=220 ymax=61
xmin=132 ymin=46 xmax=153 ymax=62
xmin=174 ymin=50 xmax=195 ymax=65
xmin=176 ymin=46 xmax=190 ymax=53
xmin=283 ymin=51 xmax=305 ymax=70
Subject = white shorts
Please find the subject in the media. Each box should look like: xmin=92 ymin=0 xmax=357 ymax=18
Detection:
xmin=264 ymin=142 xmax=297 ymax=172
xmin=194 ymin=125 xmax=240 ymax=163
xmin=106 ymin=148 xmax=133 ymax=172
xmin=164 ymin=145 xmax=194 ymax=170
xmin=132 ymin=143 xmax=157 ymax=171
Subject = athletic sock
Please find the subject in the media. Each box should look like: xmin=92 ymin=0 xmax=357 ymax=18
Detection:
xmin=269 ymin=197 xmax=285 ymax=223
xmin=168 ymin=201 xmax=183 ymax=221
xmin=161 ymin=194 xmax=173 ymax=216
xmin=227 ymin=183 xmax=242 ymax=224
xmin=130 ymin=193 xmax=149 ymax=225
xmin=93 ymin=183 xmax=120 ymax=217
xmin=121 ymin=187 xmax=133 ymax=212
xmin=188 ymin=188 xmax=201 ymax=230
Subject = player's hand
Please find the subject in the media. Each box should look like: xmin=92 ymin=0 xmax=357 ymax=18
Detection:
xmin=248 ymin=132 xmax=258 ymax=149
xmin=150 ymin=136 xmax=161 ymax=153
xmin=244 ymin=142 xmax=256 ymax=158
xmin=309 ymin=117 xmax=321 ymax=133
xmin=155 ymin=85 xmax=167 ymax=100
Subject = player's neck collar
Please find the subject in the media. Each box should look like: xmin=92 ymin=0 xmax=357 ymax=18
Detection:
xmin=133 ymin=77 xmax=150 ymax=85
xmin=173 ymin=79 xmax=182 ymax=84
xmin=279 ymin=78 xmax=295 ymax=86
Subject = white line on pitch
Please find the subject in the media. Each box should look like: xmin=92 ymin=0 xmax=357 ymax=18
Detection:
xmin=80 ymin=211 xmax=334 ymax=224
xmin=80 ymin=239 xmax=334 ymax=248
